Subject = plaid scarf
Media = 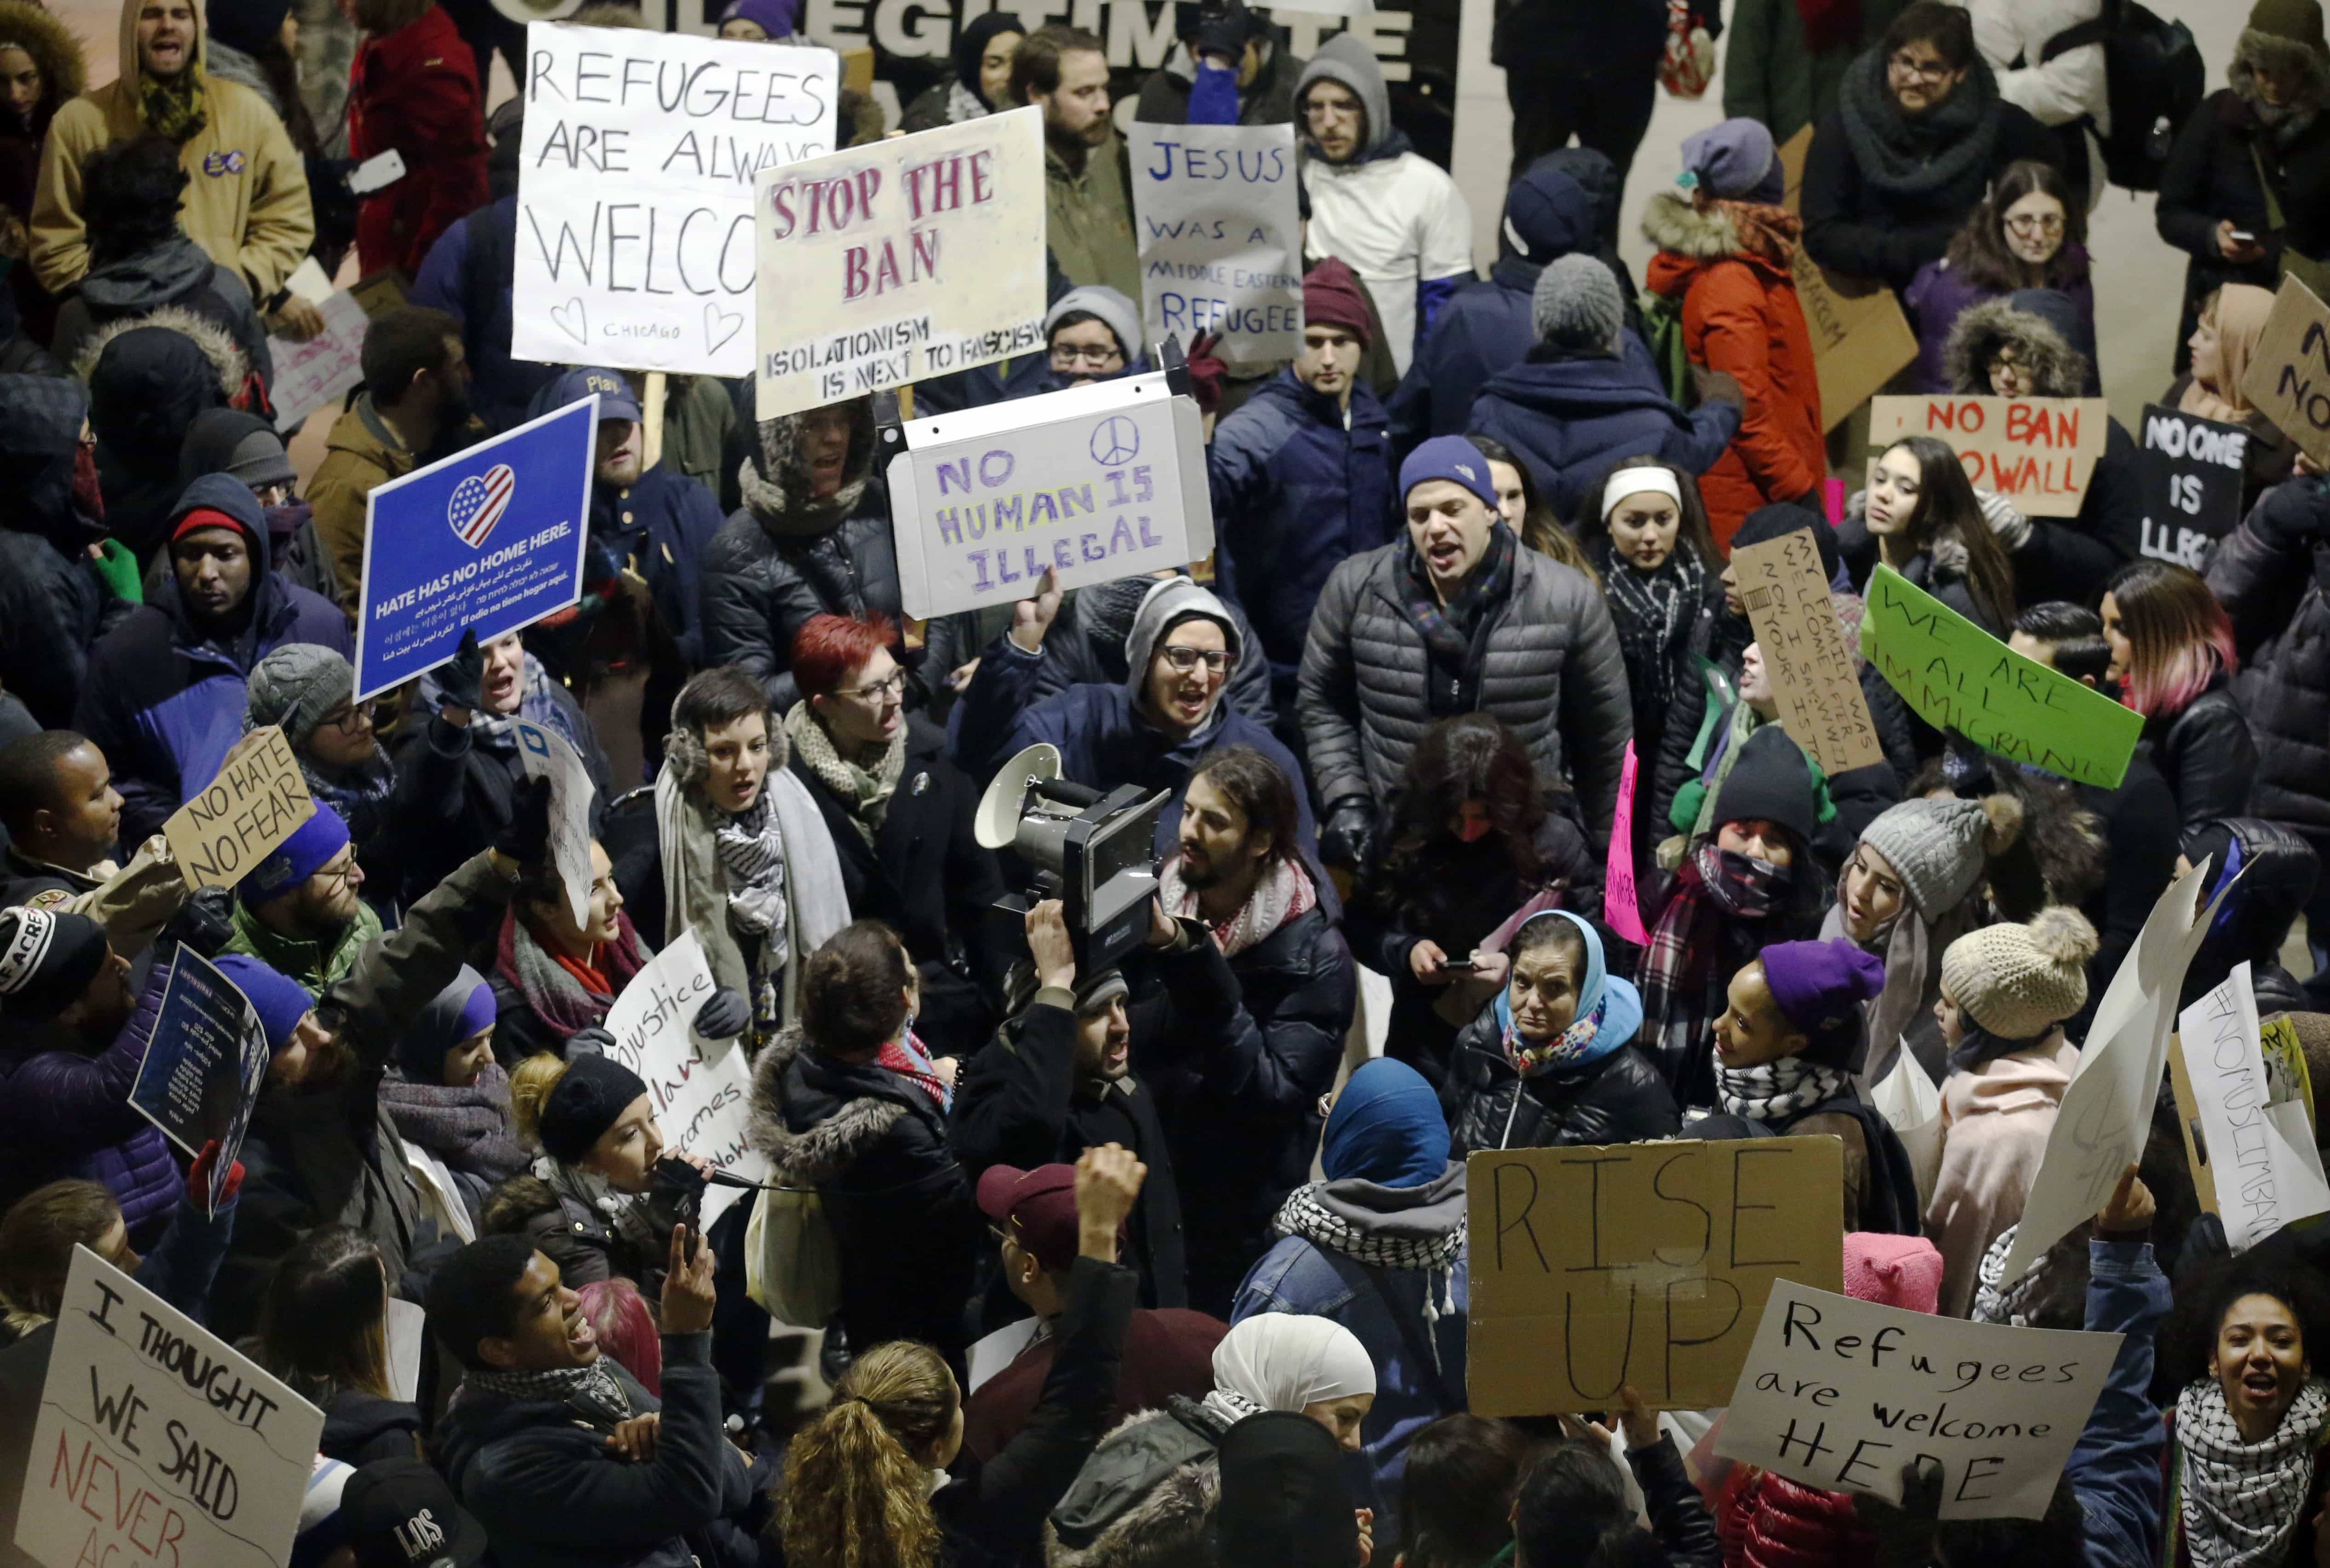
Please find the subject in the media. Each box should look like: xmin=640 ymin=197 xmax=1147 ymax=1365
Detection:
xmin=1718 ymin=1055 xmax=1851 ymax=1121
xmin=1596 ymin=544 xmax=1704 ymax=725
xmin=1402 ymin=522 xmax=1516 ymax=717
xmin=1715 ymin=199 xmax=1800 ymax=268
xmin=783 ymin=701 xmax=904 ymax=846
xmin=458 ymin=1360 xmax=634 ymax=1432
xmin=1637 ymin=846 xmax=1786 ymax=1100
xmin=2176 ymin=1377 xmax=2330 ymax=1568
xmin=139 ymin=64 xmax=208 ymax=144
xmin=713 ymin=790 xmax=790 ymax=973
xmin=496 ymin=906 xmax=648 ymax=1043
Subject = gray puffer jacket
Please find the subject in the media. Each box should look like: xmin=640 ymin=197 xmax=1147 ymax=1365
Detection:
xmin=1295 ymin=540 xmax=1634 ymax=840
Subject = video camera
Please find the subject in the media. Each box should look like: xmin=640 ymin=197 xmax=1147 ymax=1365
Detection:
xmin=976 ymin=744 xmax=1173 ymax=978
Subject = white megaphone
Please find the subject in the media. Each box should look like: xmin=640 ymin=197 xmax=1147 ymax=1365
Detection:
xmin=974 ymin=743 xmax=1172 ymax=976
xmin=975 ymin=743 xmax=1086 ymax=872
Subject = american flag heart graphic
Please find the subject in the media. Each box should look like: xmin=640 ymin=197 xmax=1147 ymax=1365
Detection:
xmin=447 ymin=463 xmax=516 ymax=548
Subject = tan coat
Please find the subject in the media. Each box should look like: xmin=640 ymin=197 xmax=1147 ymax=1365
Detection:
xmin=308 ymin=396 xmax=415 ymax=618
xmin=30 ymin=0 xmax=312 ymax=296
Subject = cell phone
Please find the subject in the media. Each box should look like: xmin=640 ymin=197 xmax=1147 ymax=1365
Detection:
xmin=2230 ymin=230 xmax=2258 ymax=244
xmin=1440 ymin=958 xmax=1477 ymax=972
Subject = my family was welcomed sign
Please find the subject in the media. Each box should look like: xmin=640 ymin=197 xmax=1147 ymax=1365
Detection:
xmin=888 ymin=368 xmax=1213 ymax=618
xmin=754 ymin=108 xmax=1047 ymax=420
xmin=516 ymin=23 xmax=841 ymax=376
xmin=355 ymin=398 xmax=596 ymax=700
xmin=1130 ymin=122 xmax=1301 ymax=369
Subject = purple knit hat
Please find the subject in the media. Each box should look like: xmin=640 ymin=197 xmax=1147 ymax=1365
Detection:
xmin=718 ymin=0 xmax=798 ymax=35
xmin=1680 ymin=118 xmax=1782 ymax=205
xmin=1761 ymin=938 xmax=1885 ymax=1068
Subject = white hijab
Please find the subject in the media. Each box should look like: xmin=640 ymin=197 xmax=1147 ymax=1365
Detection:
xmin=1201 ymin=1314 xmax=1376 ymax=1427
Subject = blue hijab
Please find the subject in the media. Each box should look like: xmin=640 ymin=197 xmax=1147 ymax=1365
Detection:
xmin=1491 ymin=909 xmax=1643 ymax=1076
xmin=1321 ymin=1058 xmax=1447 ymax=1188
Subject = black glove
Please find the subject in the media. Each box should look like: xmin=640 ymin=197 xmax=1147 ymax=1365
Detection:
xmin=2249 ymin=474 xmax=2330 ymax=554
xmin=494 ymin=775 xmax=554 ymax=865
xmin=1689 ymin=363 xmax=1745 ymax=410
xmin=161 ymin=888 xmax=236 ymax=958
xmin=1320 ymin=797 xmax=1374 ymax=873
xmin=433 ymin=627 xmax=485 ymax=714
xmin=694 ymin=986 xmax=751 ymax=1040
xmin=1852 ymin=1457 xmax=1942 ymax=1568
xmin=567 ymin=1025 xmax=615 ymax=1057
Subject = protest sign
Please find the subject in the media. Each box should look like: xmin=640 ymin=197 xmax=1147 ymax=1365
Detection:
xmin=2240 ymin=274 xmax=2330 ymax=466
xmin=128 ymin=947 xmax=270 ymax=1212
xmin=1777 ymin=128 xmax=1915 ymax=429
xmin=1868 ymin=395 xmax=2108 ymax=518
xmin=161 ymin=726 xmax=316 ymax=891
xmin=753 ymin=107 xmax=1047 ymax=420
xmin=2137 ymin=404 xmax=2250 ymax=570
xmin=600 ymin=930 xmax=768 ymax=1227
xmin=14 ymin=1248 xmax=323 ymax=1568
xmin=2001 ymin=858 xmax=2226 ymax=1280
xmin=513 ymin=719 xmax=597 ymax=929
xmin=887 ymin=368 xmax=1213 ymax=618
xmin=515 ymin=24 xmax=840 ymax=377
xmin=355 ymin=397 xmax=595 ymax=701
xmin=1465 ymin=1137 xmax=1844 ymax=1415
xmin=1730 ymin=530 xmax=1886 ymax=775
xmin=2175 ymin=963 xmax=2330 ymax=1251
xmin=1715 ymin=1280 xmax=2120 ymax=1519
xmin=1604 ymin=741 xmax=1650 ymax=945
xmin=1861 ymin=564 xmax=2142 ymax=788
xmin=1129 ymin=122 xmax=1301 ymax=369
xmin=265 ymin=291 xmax=369 ymax=432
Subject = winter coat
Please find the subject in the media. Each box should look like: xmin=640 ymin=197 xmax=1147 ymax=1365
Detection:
xmin=952 ymin=989 xmax=1190 ymax=1311
xmin=1297 ymin=538 xmax=1635 ymax=837
xmin=2149 ymin=679 xmax=2255 ymax=829
xmin=29 ymin=0 xmax=312 ymax=297
xmin=409 ymin=196 xmax=558 ymax=436
xmin=1905 ymin=248 xmax=2099 ymax=397
xmin=2157 ymin=84 xmax=2330 ymax=358
xmin=2074 ymin=749 xmax=2181 ymax=1035
xmin=1045 ymin=1399 xmax=1230 ymax=1568
xmin=435 ymin=1332 xmax=757 ymax=1568
xmin=51 ymin=235 xmax=273 ymax=396
xmin=2208 ymin=489 xmax=2330 ymax=859
xmin=1641 ymin=193 xmax=1823 ymax=545
xmin=1442 ymin=1011 xmax=1679 ymax=1155
xmin=583 ymin=462 xmax=727 ymax=670
xmin=1047 ymin=135 xmax=1140 ymax=305
xmin=1209 ymin=370 xmax=1397 ymax=716
xmin=750 ymin=1024 xmax=982 ymax=1352
xmin=74 ymin=474 xmax=352 ymax=845
xmin=1926 ymin=1035 xmax=2076 ymax=1318
xmin=81 ymin=315 xmax=243 ymax=564
xmin=347 ymin=4 xmax=486 ymax=277
xmin=1231 ymin=1164 xmax=1467 ymax=1533
xmin=1468 ymin=349 xmax=1743 ymax=522
xmin=0 ymin=373 xmax=111 ymax=730
xmin=1721 ymin=0 xmax=1906 ymax=145
xmin=319 ymin=1389 xmax=424 ymax=1465
xmin=0 ymin=0 xmax=86 ymax=340
xmin=221 ymin=896 xmax=383 ymax=997
xmin=308 ymin=396 xmax=418 ymax=615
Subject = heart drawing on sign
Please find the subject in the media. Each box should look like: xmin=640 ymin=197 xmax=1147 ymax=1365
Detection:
xmin=704 ymin=304 xmax=744 ymax=354
xmin=550 ymin=298 xmax=588 ymax=344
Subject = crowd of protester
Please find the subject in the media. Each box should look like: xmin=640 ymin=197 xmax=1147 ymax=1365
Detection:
xmin=2 ymin=0 xmax=2329 ymax=1565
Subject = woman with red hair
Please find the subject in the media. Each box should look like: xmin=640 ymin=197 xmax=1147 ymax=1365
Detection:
xmin=2100 ymin=559 xmax=2253 ymax=830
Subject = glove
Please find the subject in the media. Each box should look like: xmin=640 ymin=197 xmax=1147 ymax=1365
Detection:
xmin=1320 ymin=797 xmax=1375 ymax=874
xmin=161 ymin=888 xmax=236 ymax=958
xmin=2249 ymin=474 xmax=2330 ymax=554
xmin=693 ymin=986 xmax=751 ymax=1040
xmin=188 ymin=1140 xmax=245 ymax=1208
xmin=1182 ymin=331 xmax=1227 ymax=416
xmin=567 ymin=1025 xmax=615 ymax=1058
xmin=433 ymin=627 xmax=486 ymax=714
xmin=1688 ymin=364 xmax=1745 ymax=411
xmin=495 ymin=775 xmax=554 ymax=865
xmin=1852 ymin=1457 xmax=1942 ymax=1566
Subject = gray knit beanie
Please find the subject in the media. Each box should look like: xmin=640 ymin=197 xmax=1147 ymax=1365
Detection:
xmin=1531 ymin=254 xmax=1625 ymax=353
xmin=1857 ymin=794 xmax=2023 ymax=919
xmin=244 ymin=643 xmax=355 ymax=751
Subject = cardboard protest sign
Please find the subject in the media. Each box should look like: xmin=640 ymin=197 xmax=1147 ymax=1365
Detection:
xmin=14 ymin=1248 xmax=323 ymax=1568
xmin=1777 ymin=127 xmax=1915 ymax=429
xmin=2175 ymin=963 xmax=2330 ymax=1251
xmin=128 ymin=947 xmax=270 ymax=1212
xmin=2137 ymin=404 xmax=2250 ymax=570
xmin=1129 ymin=122 xmax=1301 ymax=369
xmin=161 ymin=727 xmax=316 ymax=891
xmin=1730 ymin=530 xmax=1886 ymax=775
xmin=513 ymin=718 xmax=598 ymax=929
xmin=1465 ymin=1137 xmax=1844 ymax=1415
xmin=265 ymin=291 xmax=369 ymax=431
xmin=2240 ymin=274 xmax=2330 ymax=465
xmin=753 ymin=108 xmax=1046 ymax=420
xmin=515 ymin=24 xmax=840 ymax=377
xmin=600 ymin=930 xmax=768 ymax=1226
xmin=355 ymin=397 xmax=595 ymax=701
xmin=1861 ymin=564 xmax=2142 ymax=788
xmin=1603 ymin=741 xmax=1650 ymax=945
xmin=2001 ymin=858 xmax=2227 ymax=1280
xmin=1715 ymin=1280 xmax=2120 ymax=1519
xmin=1869 ymin=395 xmax=2108 ymax=518
xmin=887 ymin=368 xmax=1214 ymax=618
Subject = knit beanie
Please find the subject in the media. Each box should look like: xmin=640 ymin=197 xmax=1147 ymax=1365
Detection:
xmin=245 ymin=643 xmax=356 ymax=751
xmin=1842 ymin=1232 xmax=1943 ymax=1313
xmin=2249 ymin=0 xmax=2329 ymax=58
xmin=238 ymin=800 xmax=348 ymax=906
xmin=1712 ymin=726 xmax=1818 ymax=846
xmin=1044 ymin=285 xmax=1144 ymax=363
xmin=1760 ymin=938 xmax=1885 ymax=1067
xmin=1940 ymin=907 xmax=2099 ymax=1040
xmin=1857 ymin=795 xmax=2023 ymax=920
xmin=718 ymin=0 xmax=799 ymax=35
xmin=212 ymin=953 xmax=317 ymax=1052
xmin=1301 ymin=257 xmax=1372 ymax=347
xmin=1680 ymin=117 xmax=1783 ymax=205
xmin=0 ymin=906 xmax=110 ymax=1017
xmin=1530 ymin=253 xmax=1625 ymax=354
xmin=539 ymin=1053 xmax=652 ymax=1164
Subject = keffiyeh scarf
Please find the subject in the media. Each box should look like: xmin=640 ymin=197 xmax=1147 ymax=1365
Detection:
xmin=783 ymin=701 xmax=905 ymax=846
xmin=1270 ymin=1186 xmax=1467 ymax=1274
xmin=1971 ymin=1223 xmax=2050 ymax=1326
xmin=944 ymin=78 xmax=989 ymax=123
xmin=1718 ymin=1055 xmax=1851 ymax=1121
xmin=2176 ymin=1376 xmax=2330 ymax=1568
xmin=1159 ymin=854 xmax=1318 ymax=960
xmin=1597 ymin=544 xmax=1705 ymax=724
xmin=714 ymin=791 xmax=790 ymax=973
xmin=878 ymin=1025 xmax=953 ymax=1112
xmin=458 ymin=1359 xmax=634 ymax=1431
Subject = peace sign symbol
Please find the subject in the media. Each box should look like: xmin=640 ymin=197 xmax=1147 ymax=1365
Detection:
xmin=1089 ymin=415 xmax=1142 ymax=467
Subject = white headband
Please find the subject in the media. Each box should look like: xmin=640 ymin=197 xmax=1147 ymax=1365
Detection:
xmin=1603 ymin=467 xmax=1684 ymax=519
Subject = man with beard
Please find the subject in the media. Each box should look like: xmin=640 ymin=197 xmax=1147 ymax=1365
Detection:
xmin=1016 ymin=23 xmax=1138 ymax=304
xmin=310 ymin=305 xmax=483 ymax=617
xmin=221 ymin=801 xmax=381 ymax=995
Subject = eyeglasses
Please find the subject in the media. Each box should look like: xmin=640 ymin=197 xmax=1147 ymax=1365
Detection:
xmin=1049 ymin=344 xmax=1124 ymax=367
xmin=1886 ymin=51 xmax=1954 ymax=82
xmin=1157 ymin=646 xmax=1231 ymax=674
xmin=835 ymin=671 xmax=907 ymax=703
xmin=315 ymin=856 xmax=362 ymax=892
xmin=323 ymin=701 xmax=376 ymax=734
xmin=2003 ymin=213 xmax=2065 ymax=236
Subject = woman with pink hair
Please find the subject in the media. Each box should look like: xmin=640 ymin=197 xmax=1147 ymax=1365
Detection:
xmin=2100 ymin=559 xmax=2254 ymax=829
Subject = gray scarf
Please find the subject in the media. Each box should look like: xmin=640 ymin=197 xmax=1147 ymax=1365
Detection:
xmin=783 ymin=701 xmax=904 ymax=846
xmin=1835 ymin=46 xmax=2004 ymax=203
xmin=714 ymin=791 xmax=790 ymax=971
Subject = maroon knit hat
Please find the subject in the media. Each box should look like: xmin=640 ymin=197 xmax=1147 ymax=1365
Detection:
xmin=1303 ymin=258 xmax=1372 ymax=348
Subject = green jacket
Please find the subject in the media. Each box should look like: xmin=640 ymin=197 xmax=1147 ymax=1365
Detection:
xmin=224 ymin=897 xmax=386 ymax=997
xmin=1045 ymin=135 xmax=1141 ymax=306
xmin=1722 ymin=0 xmax=1907 ymax=146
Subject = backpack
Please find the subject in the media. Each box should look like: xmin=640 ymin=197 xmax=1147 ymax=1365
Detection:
xmin=2039 ymin=0 xmax=2205 ymax=193
xmin=1638 ymin=288 xmax=1695 ymax=408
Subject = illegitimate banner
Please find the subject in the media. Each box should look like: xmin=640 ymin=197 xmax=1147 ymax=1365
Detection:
xmin=161 ymin=726 xmax=316 ymax=891
xmin=2239 ymin=274 xmax=2330 ymax=466
xmin=1777 ymin=127 xmax=1915 ymax=430
xmin=1869 ymin=395 xmax=2109 ymax=518
xmin=2136 ymin=404 xmax=2251 ymax=570
xmin=127 ymin=947 xmax=270 ymax=1212
xmin=14 ymin=1249 xmax=323 ymax=1568
xmin=1465 ymin=1137 xmax=1844 ymax=1415
xmin=1730 ymin=529 xmax=1886 ymax=775
xmin=887 ymin=369 xmax=1213 ymax=617
xmin=515 ymin=23 xmax=841 ymax=377
xmin=754 ymin=108 xmax=1046 ymax=420
xmin=1129 ymin=121 xmax=1301 ymax=369
xmin=514 ymin=718 xmax=597 ymax=930
xmin=600 ymin=931 xmax=769 ymax=1226
xmin=1861 ymin=564 xmax=2142 ymax=789
xmin=1715 ymin=1281 xmax=2120 ymax=1520
xmin=355 ymin=398 xmax=596 ymax=700
xmin=2175 ymin=963 xmax=2330 ymax=1252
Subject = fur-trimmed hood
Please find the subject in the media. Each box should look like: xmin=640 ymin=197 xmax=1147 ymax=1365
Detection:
xmin=1045 ymin=1402 xmax=1225 ymax=1568
xmin=1642 ymin=188 xmax=1745 ymax=262
xmin=2234 ymin=26 xmax=2330 ymax=121
xmin=1941 ymin=295 xmax=2089 ymax=398
xmin=0 ymin=0 xmax=88 ymax=134
xmin=737 ymin=395 xmax=878 ymax=539
xmin=746 ymin=1024 xmax=908 ymax=1186
xmin=73 ymin=306 xmax=248 ymax=401
xmin=1642 ymin=188 xmax=1798 ymax=299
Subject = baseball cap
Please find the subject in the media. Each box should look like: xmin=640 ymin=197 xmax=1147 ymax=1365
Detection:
xmin=551 ymin=366 xmax=644 ymax=425
xmin=341 ymin=1459 xmax=490 ymax=1568
xmin=976 ymin=1163 xmax=1082 ymax=1273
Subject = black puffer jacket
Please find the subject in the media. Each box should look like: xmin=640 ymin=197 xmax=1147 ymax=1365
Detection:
xmin=1442 ymin=1014 xmax=1679 ymax=1157
xmin=703 ymin=395 xmax=904 ymax=712
xmin=2180 ymin=817 xmax=2319 ymax=1010
xmin=1297 ymin=536 xmax=1634 ymax=838
xmin=0 ymin=373 xmax=112 ymax=729
xmin=2207 ymin=484 xmax=2330 ymax=854
xmin=2150 ymin=680 xmax=2255 ymax=830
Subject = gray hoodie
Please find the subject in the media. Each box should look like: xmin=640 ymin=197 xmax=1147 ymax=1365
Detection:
xmin=1293 ymin=32 xmax=1391 ymax=159
xmin=1123 ymin=576 xmax=1244 ymax=705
